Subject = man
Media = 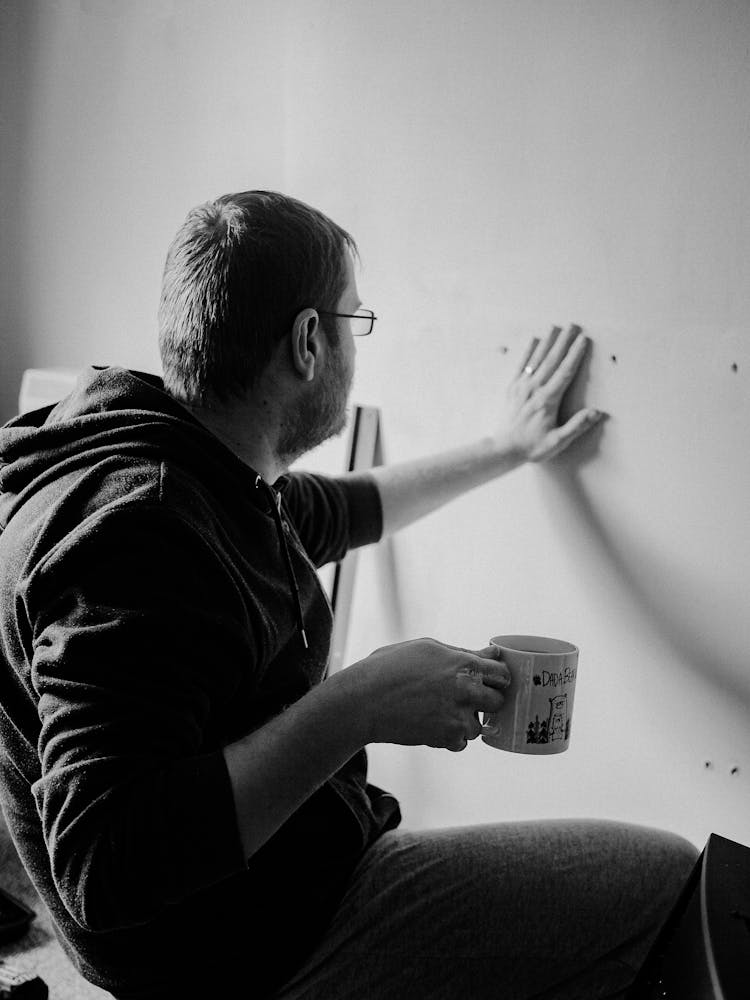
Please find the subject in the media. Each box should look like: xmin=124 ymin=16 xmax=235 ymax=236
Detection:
xmin=0 ymin=190 xmax=696 ymax=999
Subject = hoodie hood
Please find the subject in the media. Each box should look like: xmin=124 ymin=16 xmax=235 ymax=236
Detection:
xmin=0 ymin=364 xmax=309 ymax=646
xmin=0 ymin=366 xmax=270 ymax=534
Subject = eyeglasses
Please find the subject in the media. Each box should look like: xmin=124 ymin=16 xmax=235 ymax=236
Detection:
xmin=317 ymin=308 xmax=377 ymax=337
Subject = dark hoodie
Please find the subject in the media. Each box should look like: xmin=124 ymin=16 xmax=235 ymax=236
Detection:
xmin=0 ymin=367 xmax=400 ymax=999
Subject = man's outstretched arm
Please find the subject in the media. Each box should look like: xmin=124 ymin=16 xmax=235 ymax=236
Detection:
xmin=367 ymin=325 xmax=605 ymax=537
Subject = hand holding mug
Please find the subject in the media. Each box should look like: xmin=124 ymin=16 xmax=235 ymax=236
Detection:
xmin=348 ymin=638 xmax=511 ymax=752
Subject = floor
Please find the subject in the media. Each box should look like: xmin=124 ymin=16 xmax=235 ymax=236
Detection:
xmin=0 ymin=818 xmax=110 ymax=999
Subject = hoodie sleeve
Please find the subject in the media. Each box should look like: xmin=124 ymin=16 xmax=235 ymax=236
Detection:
xmin=283 ymin=471 xmax=383 ymax=568
xmin=24 ymin=504 xmax=250 ymax=933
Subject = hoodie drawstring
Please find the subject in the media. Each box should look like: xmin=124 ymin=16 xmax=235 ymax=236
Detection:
xmin=255 ymin=475 xmax=309 ymax=651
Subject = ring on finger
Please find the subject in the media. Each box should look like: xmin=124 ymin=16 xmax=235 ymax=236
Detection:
xmin=523 ymin=365 xmax=536 ymax=376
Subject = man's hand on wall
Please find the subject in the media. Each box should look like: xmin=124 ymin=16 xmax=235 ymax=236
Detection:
xmin=500 ymin=324 xmax=605 ymax=463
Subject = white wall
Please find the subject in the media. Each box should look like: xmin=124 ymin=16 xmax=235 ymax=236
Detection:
xmin=0 ymin=0 xmax=286 ymax=417
xmin=2 ymin=0 xmax=748 ymax=850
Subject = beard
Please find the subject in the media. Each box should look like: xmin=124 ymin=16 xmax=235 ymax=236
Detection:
xmin=276 ymin=346 xmax=353 ymax=467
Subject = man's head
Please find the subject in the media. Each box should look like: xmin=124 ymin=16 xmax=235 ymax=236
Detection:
xmin=158 ymin=190 xmax=358 ymax=408
xmin=275 ymin=245 xmax=360 ymax=465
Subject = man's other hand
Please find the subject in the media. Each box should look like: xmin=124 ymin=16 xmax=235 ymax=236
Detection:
xmin=345 ymin=639 xmax=511 ymax=752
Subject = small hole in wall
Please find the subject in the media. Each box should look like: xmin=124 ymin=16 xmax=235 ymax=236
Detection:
xmin=499 ymin=346 xmax=509 ymax=354
xmin=731 ymin=363 xmax=738 ymax=373
xmin=610 ymin=355 xmax=617 ymax=364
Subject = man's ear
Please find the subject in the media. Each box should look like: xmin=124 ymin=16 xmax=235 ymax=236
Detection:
xmin=290 ymin=308 xmax=321 ymax=382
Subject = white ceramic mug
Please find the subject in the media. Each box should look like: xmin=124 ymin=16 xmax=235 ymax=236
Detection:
xmin=482 ymin=635 xmax=579 ymax=755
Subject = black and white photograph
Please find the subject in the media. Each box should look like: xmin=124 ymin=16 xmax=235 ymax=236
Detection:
xmin=1 ymin=2 xmax=748 ymax=997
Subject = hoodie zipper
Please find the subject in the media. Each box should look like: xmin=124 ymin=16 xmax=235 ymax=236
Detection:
xmin=255 ymin=475 xmax=309 ymax=651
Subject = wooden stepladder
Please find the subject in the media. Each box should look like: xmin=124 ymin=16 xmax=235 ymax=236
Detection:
xmin=325 ymin=405 xmax=381 ymax=677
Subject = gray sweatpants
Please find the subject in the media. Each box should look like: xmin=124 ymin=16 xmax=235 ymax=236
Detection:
xmin=276 ymin=818 xmax=698 ymax=1000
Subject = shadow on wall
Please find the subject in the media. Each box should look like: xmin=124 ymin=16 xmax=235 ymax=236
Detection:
xmin=543 ymin=464 xmax=748 ymax=711
xmin=547 ymin=466 xmax=750 ymax=707
xmin=539 ymin=342 xmax=750 ymax=708
xmin=373 ymin=532 xmax=407 ymax=643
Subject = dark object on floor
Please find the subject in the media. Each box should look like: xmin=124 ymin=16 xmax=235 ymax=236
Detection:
xmin=0 ymin=959 xmax=48 ymax=999
xmin=0 ymin=889 xmax=35 ymax=946
xmin=0 ymin=820 xmax=109 ymax=999
xmin=627 ymin=833 xmax=750 ymax=999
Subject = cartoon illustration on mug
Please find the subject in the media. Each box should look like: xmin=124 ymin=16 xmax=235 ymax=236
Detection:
xmin=526 ymin=694 xmax=570 ymax=744
xmin=547 ymin=695 xmax=567 ymax=742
